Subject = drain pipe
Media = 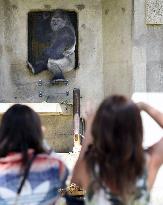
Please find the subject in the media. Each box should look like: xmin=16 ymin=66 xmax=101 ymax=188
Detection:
xmin=73 ymin=88 xmax=81 ymax=152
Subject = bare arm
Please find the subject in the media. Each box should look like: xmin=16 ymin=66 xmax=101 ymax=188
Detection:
xmin=137 ymin=102 xmax=163 ymax=128
xmin=76 ymin=102 xmax=95 ymax=160
xmin=146 ymin=138 xmax=163 ymax=190
xmin=71 ymin=107 xmax=95 ymax=188
xmin=137 ymin=102 xmax=163 ymax=189
xmin=71 ymin=128 xmax=92 ymax=189
xmin=71 ymin=158 xmax=90 ymax=189
xmin=71 ymin=120 xmax=93 ymax=188
xmin=77 ymin=116 xmax=94 ymax=160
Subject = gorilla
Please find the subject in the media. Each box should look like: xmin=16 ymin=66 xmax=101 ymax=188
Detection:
xmin=28 ymin=9 xmax=76 ymax=82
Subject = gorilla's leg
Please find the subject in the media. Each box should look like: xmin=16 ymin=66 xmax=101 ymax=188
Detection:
xmin=27 ymin=47 xmax=50 ymax=74
xmin=34 ymin=61 xmax=48 ymax=74
xmin=27 ymin=60 xmax=48 ymax=74
xmin=51 ymin=65 xmax=65 ymax=82
xmin=47 ymin=60 xmax=65 ymax=81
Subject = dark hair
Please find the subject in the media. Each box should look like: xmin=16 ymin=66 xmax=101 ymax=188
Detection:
xmin=0 ymin=104 xmax=45 ymax=168
xmin=85 ymin=95 xmax=144 ymax=199
xmin=52 ymin=9 xmax=71 ymax=25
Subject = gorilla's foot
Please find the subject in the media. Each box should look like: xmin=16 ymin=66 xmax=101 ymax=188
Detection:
xmin=27 ymin=61 xmax=35 ymax=74
xmin=27 ymin=61 xmax=47 ymax=74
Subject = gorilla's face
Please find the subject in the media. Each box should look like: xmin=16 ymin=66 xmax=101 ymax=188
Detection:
xmin=50 ymin=16 xmax=66 ymax=31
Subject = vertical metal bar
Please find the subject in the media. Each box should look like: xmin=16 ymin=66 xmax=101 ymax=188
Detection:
xmin=73 ymin=88 xmax=81 ymax=152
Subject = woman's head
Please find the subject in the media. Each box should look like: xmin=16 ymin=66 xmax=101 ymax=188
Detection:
xmin=86 ymin=95 xmax=144 ymax=197
xmin=0 ymin=104 xmax=45 ymax=165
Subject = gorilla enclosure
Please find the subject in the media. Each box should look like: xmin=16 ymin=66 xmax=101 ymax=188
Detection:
xmin=0 ymin=0 xmax=134 ymax=151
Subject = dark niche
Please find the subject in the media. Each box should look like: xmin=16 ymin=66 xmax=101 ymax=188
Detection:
xmin=28 ymin=9 xmax=78 ymax=82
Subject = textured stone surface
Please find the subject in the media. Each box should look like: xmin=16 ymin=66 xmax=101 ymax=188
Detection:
xmin=147 ymin=62 xmax=163 ymax=91
xmin=133 ymin=0 xmax=163 ymax=92
xmin=0 ymin=0 xmax=104 ymax=108
xmin=41 ymin=115 xmax=73 ymax=152
xmin=102 ymin=0 xmax=133 ymax=97
xmin=0 ymin=114 xmax=73 ymax=152
xmin=146 ymin=0 xmax=163 ymax=24
xmin=146 ymin=25 xmax=163 ymax=91
xmin=0 ymin=0 xmax=104 ymax=154
xmin=132 ymin=0 xmax=147 ymax=92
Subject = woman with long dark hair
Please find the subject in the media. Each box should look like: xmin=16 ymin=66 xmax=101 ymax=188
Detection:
xmin=72 ymin=95 xmax=163 ymax=205
xmin=0 ymin=104 xmax=68 ymax=205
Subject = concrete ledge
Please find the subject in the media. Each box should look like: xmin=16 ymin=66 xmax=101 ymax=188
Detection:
xmin=0 ymin=103 xmax=71 ymax=115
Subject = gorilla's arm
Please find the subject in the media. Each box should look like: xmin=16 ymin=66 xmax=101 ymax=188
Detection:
xmin=28 ymin=25 xmax=76 ymax=74
xmin=45 ymin=26 xmax=76 ymax=60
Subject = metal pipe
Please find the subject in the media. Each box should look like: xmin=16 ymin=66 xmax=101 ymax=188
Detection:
xmin=73 ymin=88 xmax=81 ymax=152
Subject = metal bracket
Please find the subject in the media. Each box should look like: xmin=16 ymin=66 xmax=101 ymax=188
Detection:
xmin=50 ymin=79 xmax=69 ymax=85
xmin=38 ymin=91 xmax=69 ymax=98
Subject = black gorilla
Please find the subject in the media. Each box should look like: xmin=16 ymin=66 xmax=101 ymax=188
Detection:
xmin=28 ymin=10 xmax=76 ymax=81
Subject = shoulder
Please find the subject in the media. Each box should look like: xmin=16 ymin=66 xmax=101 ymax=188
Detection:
xmin=57 ymin=26 xmax=75 ymax=38
xmin=33 ymin=152 xmax=68 ymax=178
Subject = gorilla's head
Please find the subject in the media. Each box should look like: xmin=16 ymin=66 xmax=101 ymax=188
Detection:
xmin=50 ymin=9 xmax=71 ymax=32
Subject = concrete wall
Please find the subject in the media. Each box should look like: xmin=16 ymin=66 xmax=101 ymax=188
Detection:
xmin=133 ymin=1 xmax=163 ymax=203
xmin=132 ymin=0 xmax=147 ymax=92
xmin=133 ymin=0 xmax=163 ymax=92
xmin=102 ymin=0 xmax=163 ymax=95
xmin=0 ymin=1 xmax=14 ymax=100
xmin=102 ymin=0 xmax=133 ymax=97
xmin=40 ymin=115 xmax=73 ymax=152
xmin=1 ymin=0 xmax=163 ymax=152
xmin=132 ymin=0 xmax=163 ymax=205
xmin=0 ymin=0 xmax=104 ymax=151
xmin=0 ymin=114 xmax=73 ymax=152
xmin=0 ymin=0 xmax=104 ymax=105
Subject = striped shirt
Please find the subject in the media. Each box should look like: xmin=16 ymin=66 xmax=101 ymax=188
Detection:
xmin=0 ymin=150 xmax=68 ymax=205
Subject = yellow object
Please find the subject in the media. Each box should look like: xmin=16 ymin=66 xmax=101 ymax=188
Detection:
xmin=58 ymin=183 xmax=86 ymax=196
